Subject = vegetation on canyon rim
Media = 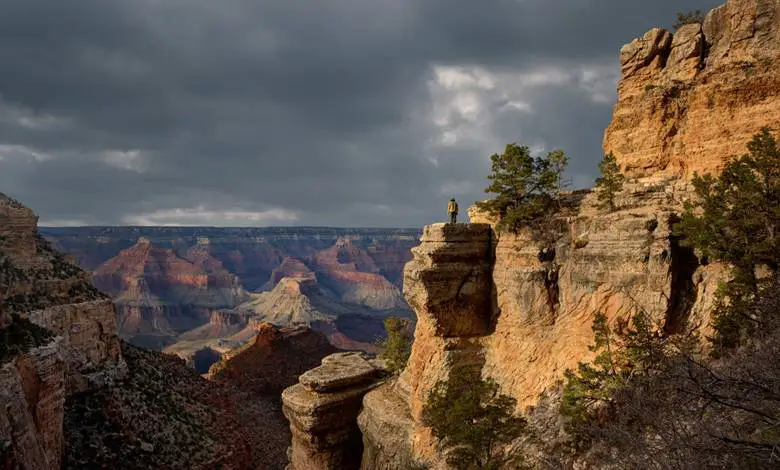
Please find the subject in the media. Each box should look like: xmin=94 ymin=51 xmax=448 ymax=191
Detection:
xmin=561 ymin=128 xmax=780 ymax=468
xmin=0 ymin=314 xmax=54 ymax=364
xmin=474 ymin=143 xmax=568 ymax=234
xmin=677 ymin=127 xmax=780 ymax=354
xmin=673 ymin=10 xmax=705 ymax=30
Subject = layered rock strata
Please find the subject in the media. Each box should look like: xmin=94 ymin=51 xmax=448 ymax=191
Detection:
xmin=360 ymin=223 xmax=496 ymax=467
xmin=604 ymin=0 xmax=780 ymax=179
xmin=282 ymin=352 xmax=388 ymax=470
xmin=1 ymin=193 xmax=126 ymax=469
xmin=0 ymin=338 xmax=65 ymax=470
xmin=290 ymin=1 xmax=779 ymax=468
xmin=23 ymin=300 xmax=125 ymax=393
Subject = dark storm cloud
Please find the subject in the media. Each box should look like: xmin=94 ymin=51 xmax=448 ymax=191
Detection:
xmin=0 ymin=0 xmax=721 ymax=227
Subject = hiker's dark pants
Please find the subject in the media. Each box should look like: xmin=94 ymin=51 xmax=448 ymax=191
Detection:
xmin=449 ymin=212 xmax=457 ymax=224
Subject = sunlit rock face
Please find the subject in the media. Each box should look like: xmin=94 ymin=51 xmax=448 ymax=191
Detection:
xmin=604 ymin=0 xmax=780 ymax=180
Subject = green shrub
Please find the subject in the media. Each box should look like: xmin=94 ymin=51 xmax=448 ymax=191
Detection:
xmin=673 ymin=10 xmax=704 ymax=30
xmin=560 ymin=311 xmax=667 ymax=438
xmin=422 ymin=368 xmax=527 ymax=469
xmin=377 ymin=316 xmax=413 ymax=374
xmin=0 ymin=315 xmax=55 ymax=364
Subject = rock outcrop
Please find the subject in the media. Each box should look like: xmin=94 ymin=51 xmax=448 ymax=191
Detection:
xmin=208 ymin=322 xmax=339 ymax=395
xmin=282 ymin=352 xmax=388 ymax=470
xmin=604 ymin=0 xmax=780 ymax=179
xmin=0 ymin=193 xmax=126 ymax=469
xmin=0 ymin=338 xmax=66 ymax=470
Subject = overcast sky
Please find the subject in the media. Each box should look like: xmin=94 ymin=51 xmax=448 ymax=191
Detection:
xmin=0 ymin=0 xmax=721 ymax=228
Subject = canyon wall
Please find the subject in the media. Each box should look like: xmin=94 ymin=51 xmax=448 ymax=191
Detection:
xmin=604 ymin=0 xmax=780 ymax=179
xmin=347 ymin=1 xmax=780 ymax=468
xmin=42 ymin=227 xmax=418 ymax=351
xmin=1 ymin=193 xmax=127 ymax=469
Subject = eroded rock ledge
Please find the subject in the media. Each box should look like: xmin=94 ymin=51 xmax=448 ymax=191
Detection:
xmin=282 ymin=352 xmax=388 ymax=470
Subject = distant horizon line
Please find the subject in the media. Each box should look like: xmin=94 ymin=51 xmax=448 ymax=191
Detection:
xmin=38 ymin=224 xmax=424 ymax=230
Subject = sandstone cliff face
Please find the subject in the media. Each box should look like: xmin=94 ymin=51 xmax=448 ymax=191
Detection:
xmin=0 ymin=339 xmax=65 ymax=470
xmin=604 ymin=0 xmax=780 ymax=179
xmin=359 ymin=224 xmax=496 ymax=468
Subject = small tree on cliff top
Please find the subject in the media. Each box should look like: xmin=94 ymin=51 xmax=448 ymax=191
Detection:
xmin=675 ymin=127 xmax=780 ymax=353
xmin=594 ymin=153 xmax=625 ymax=212
xmin=673 ymin=10 xmax=704 ymax=30
xmin=475 ymin=143 xmax=568 ymax=234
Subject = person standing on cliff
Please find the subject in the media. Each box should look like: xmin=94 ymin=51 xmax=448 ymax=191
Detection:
xmin=447 ymin=198 xmax=459 ymax=224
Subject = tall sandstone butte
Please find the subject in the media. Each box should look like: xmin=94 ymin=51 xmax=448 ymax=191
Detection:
xmin=605 ymin=0 xmax=780 ymax=179
xmin=331 ymin=0 xmax=780 ymax=468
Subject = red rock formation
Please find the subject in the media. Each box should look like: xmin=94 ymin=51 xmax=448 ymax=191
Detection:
xmin=313 ymin=239 xmax=406 ymax=310
xmin=262 ymin=256 xmax=315 ymax=291
xmin=208 ymin=322 xmax=339 ymax=395
xmin=93 ymin=237 xmax=248 ymax=345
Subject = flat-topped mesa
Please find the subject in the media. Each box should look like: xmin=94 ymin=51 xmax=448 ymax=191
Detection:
xmin=605 ymin=0 xmax=780 ymax=180
xmin=282 ymin=352 xmax=388 ymax=470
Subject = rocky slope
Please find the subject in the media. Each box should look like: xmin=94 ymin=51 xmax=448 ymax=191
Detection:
xmin=282 ymin=1 xmax=780 ymax=468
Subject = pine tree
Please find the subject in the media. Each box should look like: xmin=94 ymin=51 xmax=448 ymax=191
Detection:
xmin=378 ymin=316 xmax=413 ymax=374
xmin=594 ymin=153 xmax=624 ymax=212
xmin=675 ymin=127 xmax=780 ymax=353
xmin=475 ymin=143 xmax=568 ymax=233
xmin=423 ymin=368 xmax=527 ymax=469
